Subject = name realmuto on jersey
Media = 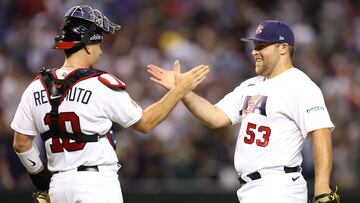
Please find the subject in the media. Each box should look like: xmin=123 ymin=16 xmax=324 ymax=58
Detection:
xmin=33 ymin=87 xmax=93 ymax=106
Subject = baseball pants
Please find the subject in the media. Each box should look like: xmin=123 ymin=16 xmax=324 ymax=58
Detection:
xmin=237 ymin=167 xmax=307 ymax=203
xmin=49 ymin=164 xmax=123 ymax=203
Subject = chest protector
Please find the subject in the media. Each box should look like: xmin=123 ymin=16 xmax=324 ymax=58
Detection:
xmin=39 ymin=68 xmax=116 ymax=147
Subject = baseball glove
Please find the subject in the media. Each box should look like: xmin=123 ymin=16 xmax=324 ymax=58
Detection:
xmin=31 ymin=191 xmax=50 ymax=203
xmin=313 ymin=187 xmax=340 ymax=203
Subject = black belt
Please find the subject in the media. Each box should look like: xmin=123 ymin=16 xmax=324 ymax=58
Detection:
xmin=77 ymin=165 xmax=99 ymax=172
xmin=53 ymin=165 xmax=99 ymax=174
xmin=238 ymin=166 xmax=301 ymax=184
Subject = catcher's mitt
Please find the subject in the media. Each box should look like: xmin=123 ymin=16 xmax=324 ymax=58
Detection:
xmin=313 ymin=187 xmax=340 ymax=203
xmin=31 ymin=191 xmax=50 ymax=203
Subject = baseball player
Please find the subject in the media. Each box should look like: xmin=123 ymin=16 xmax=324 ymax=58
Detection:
xmin=11 ymin=5 xmax=208 ymax=203
xmin=148 ymin=20 xmax=340 ymax=203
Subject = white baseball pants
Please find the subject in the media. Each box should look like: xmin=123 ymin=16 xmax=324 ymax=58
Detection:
xmin=49 ymin=164 xmax=123 ymax=203
xmin=237 ymin=168 xmax=307 ymax=203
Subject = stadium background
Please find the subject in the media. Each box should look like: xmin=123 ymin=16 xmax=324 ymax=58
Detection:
xmin=0 ymin=0 xmax=359 ymax=202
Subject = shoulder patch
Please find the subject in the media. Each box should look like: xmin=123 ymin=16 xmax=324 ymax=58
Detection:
xmin=98 ymin=73 xmax=126 ymax=90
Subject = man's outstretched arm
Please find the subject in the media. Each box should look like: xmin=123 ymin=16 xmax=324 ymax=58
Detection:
xmin=131 ymin=60 xmax=209 ymax=133
xmin=181 ymin=92 xmax=231 ymax=129
xmin=148 ymin=63 xmax=231 ymax=129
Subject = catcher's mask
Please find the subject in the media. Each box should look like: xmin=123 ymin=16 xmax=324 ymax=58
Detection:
xmin=54 ymin=5 xmax=121 ymax=51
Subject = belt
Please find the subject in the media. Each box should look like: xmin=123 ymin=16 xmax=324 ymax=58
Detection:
xmin=77 ymin=165 xmax=99 ymax=172
xmin=53 ymin=165 xmax=99 ymax=174
xmin=238 ymin=166 xmax=301 ymax=184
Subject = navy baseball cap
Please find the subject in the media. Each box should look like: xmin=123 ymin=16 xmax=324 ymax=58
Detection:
xmin=241 ymin=20 xmax=295 ymax=46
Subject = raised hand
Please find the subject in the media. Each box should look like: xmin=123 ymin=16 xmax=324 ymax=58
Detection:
xmin=148 ymin=60 xmax=208 ymax=94
xmin=147 ymin=64 xmax=175 ymax=90
xmin=174 ymin=60 xmax=209 ymax=95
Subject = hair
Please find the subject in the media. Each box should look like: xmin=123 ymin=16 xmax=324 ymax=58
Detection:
xmin=64 ymin=41 xmax=102 ymax=58
xmin=64 ymin=46 xmax=84 ymax=58
xmin=289 ymin=46 xmax=295 ymax=58
xmin=65 ymin=51 xmax=72 ymax=58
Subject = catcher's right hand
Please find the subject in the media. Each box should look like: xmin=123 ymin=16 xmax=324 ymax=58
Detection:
xmin=31 ymin=191 xmax=50 ymax=203
xmin=313 ymin=187 xmax=340 ymax=203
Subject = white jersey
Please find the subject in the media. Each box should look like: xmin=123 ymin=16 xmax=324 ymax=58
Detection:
xmin=11 ymin=69 xmax=143 ymax=172
xmin=216 ymin=68 xmax=334 ymax=175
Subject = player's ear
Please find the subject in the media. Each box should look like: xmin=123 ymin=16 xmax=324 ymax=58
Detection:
xmin=279 ymin=43 xmax=289 ymax=56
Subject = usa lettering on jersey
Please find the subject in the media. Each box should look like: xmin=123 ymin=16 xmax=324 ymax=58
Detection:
xmin=240 ymin=95 xmax=268 ymax=117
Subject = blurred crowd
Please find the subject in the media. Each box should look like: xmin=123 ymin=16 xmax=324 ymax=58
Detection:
xmin=0 ymin=0 xmax=359 ymax=194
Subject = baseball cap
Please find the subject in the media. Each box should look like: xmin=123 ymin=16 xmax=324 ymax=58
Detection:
xmin=241 ymin=20 xmax=294 ymax=46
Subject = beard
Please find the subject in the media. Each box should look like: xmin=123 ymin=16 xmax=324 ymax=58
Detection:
xmin=255 ymin=60 xmax=266 ymax=76
xmin=255 ymin=61 xmax=273 ymax=77
xmin=255 ymin=55 xmax=279 ymax=78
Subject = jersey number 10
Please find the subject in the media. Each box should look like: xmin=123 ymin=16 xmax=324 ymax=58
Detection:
xmin=44 ymin=112 xmax=86 ymax=153
xmin=244 ymin=122 xmax=271 ymax=147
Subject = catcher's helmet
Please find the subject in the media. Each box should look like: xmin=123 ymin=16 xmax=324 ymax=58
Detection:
xmin=54 ymin=5 xmax=121 ymax=50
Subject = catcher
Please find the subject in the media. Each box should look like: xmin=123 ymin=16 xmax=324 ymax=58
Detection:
xmin=11 ymin=4 xmax=208 ymax=203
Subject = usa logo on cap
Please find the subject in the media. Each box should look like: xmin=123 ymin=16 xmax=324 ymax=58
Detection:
xmin=241 ymin=20 xmax=295 ymax=46
xmin=255 ymin=24 xmax=264 ymax=34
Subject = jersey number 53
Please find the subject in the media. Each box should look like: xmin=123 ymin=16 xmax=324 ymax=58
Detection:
xmin=244 ymin=122 xmax=271 ymax=147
